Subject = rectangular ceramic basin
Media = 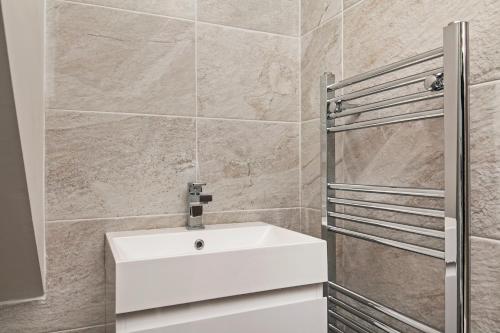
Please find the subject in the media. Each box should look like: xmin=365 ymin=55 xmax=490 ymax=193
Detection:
xmin=106 ymin=222 xmax=327 ymax=314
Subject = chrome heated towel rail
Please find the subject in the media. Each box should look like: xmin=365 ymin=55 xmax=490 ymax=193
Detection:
xmin=321 ymin=21 xmax=470 ymax=333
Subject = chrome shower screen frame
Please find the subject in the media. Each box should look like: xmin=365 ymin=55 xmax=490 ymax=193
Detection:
xmin=321 ymin=21 xmax=470 ymax=333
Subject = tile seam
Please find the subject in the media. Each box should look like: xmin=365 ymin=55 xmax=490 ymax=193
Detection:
xmin=470 ymin=78 xmax=500 ymax=88
xmin=59 ymin=0 xmax=298 ymax=39
xmin=340 ymin=0 xmax=346 ymax=277
xmin=301 ymin=115 xmax=321 ymax=122
xmin=46 ymin=207 xmax=303 ymax=224
xmin=300 ymin=11 xmax=342 ymax=39
xmin=206 ymin=207 xmax=302 ymax=214
xmin=343 ymin=0 xmax=369 ymax=12
xmin=195 ymin=0 xmax=199 ymax=182
xmin=46 ymin=109 xmax=301 ymax=124
xmin=49 ymin=323 xmax=106 ymax=333
xmin=471 ymin=235 xmax=500 ymax=244
xmin=196 ymin=21 xmax=298 ymax=40
xmin=46 ymin=212 xmax=188 ymax=224
xmin=303 ymin=207 xmax=321 ymax=212
xmin=298 ymin=0 xmax=303 ymax=231
xmin=59 ymin=0 xmax=195 ymax=22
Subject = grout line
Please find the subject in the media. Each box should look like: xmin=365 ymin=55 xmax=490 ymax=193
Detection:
xmin=60 ymin=0 xmax=195 ymax=23
xmin=196 ymin=20 xmax=298 ymax=40
xmin=300 ymin=11 xmax=343 ymax=39
xmin=46 ymin=208 xmax=303 ymax=224
xmin=195 ymin=116 xmax=299 ymax=125
xmin=471 ymin=235 xmax=500 ymax=244
xmin=46 ymin=108 xmax=300 ymax=125
xmin=205 ymin=207 xmax=302 ymax=215
xmin=47 ymin=108 xmax=196 ymax=119
xmin=340 ymin=0 xmax=346 ymax=276
xmin=46 ymin=212 xmax=188 ymax=224
xmin=470 ymin=78 xmax=500 ymax=88
xmin=298 ymin=0 xmax=303 ymax=231
xmin=302 ymin=207 xmax=321 ymax=212
xmin=302 ymin=117 xmax=320 ymax=124
xmin=343 ymin=0 xmax=369 ymax=13
xmin=194 ymin=0 xmax=199 ymax=182
xmin=60 ymin=0 xmax=298 ymax=39
xmin=50 ymin=324 xmax=107 ymax=333
xmin=341 ymin=0 xmax=344 ymax=82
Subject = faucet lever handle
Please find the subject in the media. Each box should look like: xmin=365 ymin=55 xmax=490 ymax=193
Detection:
xmin=199 ymin=194 xmax=213 ymax=204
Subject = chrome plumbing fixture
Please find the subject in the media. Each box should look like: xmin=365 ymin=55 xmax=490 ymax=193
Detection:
xmin=187 ymin=182 xmax=212 ymax=230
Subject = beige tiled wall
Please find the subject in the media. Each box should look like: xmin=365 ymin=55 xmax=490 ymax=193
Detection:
xmin=2 ymin=0 xmax=498 ymax=332
xmin=197 ymin=0 xmax=299 ymax=36
xmin=300 ymin=0 xmax=500 ymax=332
xmin=0 ymin=1 xmax=301 ymax=332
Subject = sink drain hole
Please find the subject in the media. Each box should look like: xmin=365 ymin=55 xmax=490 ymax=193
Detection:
xmin=194 ymin=239 xmax=204 ymax=250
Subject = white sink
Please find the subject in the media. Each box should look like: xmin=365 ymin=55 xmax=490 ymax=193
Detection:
xmin=106 ymin=222 xmax=327 ymax=314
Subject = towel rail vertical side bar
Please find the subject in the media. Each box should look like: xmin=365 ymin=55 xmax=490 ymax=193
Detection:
xmin=443 ymin=21 xmax=470 ymax=333
xmin=321 ymin=72 xmax=335 ymax=331
xmin=320 ymin=72 xmax=335 ymax=245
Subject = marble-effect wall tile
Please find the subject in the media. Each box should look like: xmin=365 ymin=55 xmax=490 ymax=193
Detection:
xmin=343 ymin=0 xmax=500 ymax=84
xmin=331 ymin=97 xmax=444 ymax=330
xmin=301 ymin=208 xmax=322 ymax=238
xmin=343 ymin=0 xmax=363 ymax=9
xmin=471 ymin=237 xmax=500 ymax=333
xmin=301 ymin=120 xmax=321 ymax=209
xmin=0 ymin=215 xmax=185 ymax=333
xmin=301 ymin=16 xmax=342 ymax=121
xmin=340 ymin=237 xmax=445 ymax=330
xmin=52 ymin=325 xmax=106 ymax=333
xmin=310 ymin=1 xmax=500 ymax=333
xmin=0 ymin=210 xmax=298 ymax=333
xmin=2 ymin=0 xmax=305 ymax=332
xmin=470 ymin=82 xmax=500 ymax=240
xmin=197 ymin=24 xmax=299 ymax=122
xmin=301 ymin=0 xmax=341 ymax=35
xmin=69 ymin=0 xmax=195 ymax=19
xmin=197 ymin=0 xmax=299 ymax=36
xmin=198 ymin=119 xmax=299 ymax=212
xmin=47 ymin=1 xmax=195 ymax=116
xmin=341 ymin=118 xmax=444 ymax=187
xmin=204 ymin=208 xmax=301 ymax=232
xmin=46 ymin=111 xmax=196 ymax=220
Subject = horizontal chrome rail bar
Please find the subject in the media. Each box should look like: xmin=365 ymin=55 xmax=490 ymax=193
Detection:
xmin=328 ymin=197 xmax=445 ymax=218
xmin=328 ymin=109 xmax=443 ymax=132
xmin=328 ymin=48 xmax=444 ymax=90
xmin=328 ymin=212 xmax=445 ymax=239
xmin=328 ymin=324 xmax=346 ymax=333
xmin=327 ymin=226 xmax=445 ymax=259
xmin=333 ymin=67 xmax=444 ymax=103
xmin=328 ymin=183 xmax=444 ymax=198
xmin=329 ymin=297 xmax=400 ymax=333
xmin=329 ymin=311 xmax=371 ymax=333
xmin=329 ymin=90 xmax=444 ymax=119
xmin=328 ymin=282 xmax=442 ymax=333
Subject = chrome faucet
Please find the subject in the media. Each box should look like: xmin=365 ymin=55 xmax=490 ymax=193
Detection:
xmin=187 ymin=182 xmax=212 ymax=230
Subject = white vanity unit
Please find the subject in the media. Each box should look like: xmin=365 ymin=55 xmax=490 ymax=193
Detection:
xmin=105 ymin=222 xmax=327 ymax=333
